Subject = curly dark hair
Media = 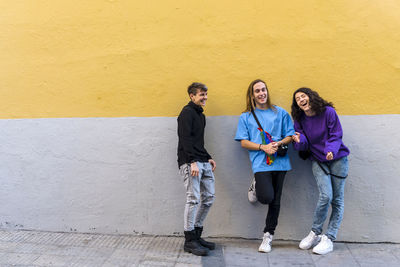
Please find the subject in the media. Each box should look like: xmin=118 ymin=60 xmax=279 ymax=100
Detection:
xmin=291 ymin=87 xmax=334 ymax=122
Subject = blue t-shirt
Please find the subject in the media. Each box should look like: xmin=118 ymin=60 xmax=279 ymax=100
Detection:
xmin=234 ymin=106 xmax=295 ymax=173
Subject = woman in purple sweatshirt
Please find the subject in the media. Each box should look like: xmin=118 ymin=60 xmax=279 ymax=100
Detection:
xmin=291 ymin=87 xmax=350 ymax=255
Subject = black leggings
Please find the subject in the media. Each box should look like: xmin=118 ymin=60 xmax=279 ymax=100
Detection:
xmin=255 ymin=171 xmax=286 ymax=235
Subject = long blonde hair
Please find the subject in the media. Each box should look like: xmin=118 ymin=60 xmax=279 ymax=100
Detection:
xmin=244 ymin=79 xmax=275 ymax=112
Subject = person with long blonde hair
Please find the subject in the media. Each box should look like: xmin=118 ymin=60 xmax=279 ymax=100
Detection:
xmin=234 ymin=79 xmax=294 ymax=253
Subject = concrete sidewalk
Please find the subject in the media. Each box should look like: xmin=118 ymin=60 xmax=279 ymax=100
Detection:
xmin=0 ymin=230 xmax=398 ymax=267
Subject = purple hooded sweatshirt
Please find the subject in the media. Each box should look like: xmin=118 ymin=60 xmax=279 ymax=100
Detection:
xmin=293 ymin=106 xmax=350 ymax=162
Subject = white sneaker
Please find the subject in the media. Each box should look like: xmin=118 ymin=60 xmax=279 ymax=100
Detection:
xmin=299 ymin=231 xmax=320 ymax=250
xmin=248 ymin=178 xmax=257 ymax=203
xmin=258 ymin=232 xmax=273 ymax=253
xmin=312 ymin=234 xmax=333 ymax=255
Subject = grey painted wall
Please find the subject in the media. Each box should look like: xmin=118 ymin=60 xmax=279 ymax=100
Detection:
xmin=0 ymin=115 xmax=399 ymax=242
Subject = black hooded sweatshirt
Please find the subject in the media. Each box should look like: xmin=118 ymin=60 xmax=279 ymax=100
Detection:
xmin=177 ymin=101 xmax=212 ymax=167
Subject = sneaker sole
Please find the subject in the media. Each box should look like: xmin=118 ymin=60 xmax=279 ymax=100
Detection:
xmin=299 ymin=240 xmax=320 ymax=250
xmin=313 ymin=250 xmax=332 ymax=255
xmin=312 ymin=247 xmax=333 ymax=255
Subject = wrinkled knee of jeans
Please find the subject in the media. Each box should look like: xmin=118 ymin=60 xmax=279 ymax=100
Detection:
xmin=319 ymin=193 xmax=332 ymax=205
xmin=186 ymin=193 xmax=200 ymax=205
xmin=202 ymin=194 xmax=215 ymax=206
xmin=186 ymin=198 xmax=199 ymax=206
xmin=331 ymin=197 xmax=344 ymax=208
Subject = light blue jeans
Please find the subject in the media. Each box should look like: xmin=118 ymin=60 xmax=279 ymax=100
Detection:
xmin=311 ymin=156 xmax=348 ymax=241
xmin=179 ymin=162 xmax=215 ymax=231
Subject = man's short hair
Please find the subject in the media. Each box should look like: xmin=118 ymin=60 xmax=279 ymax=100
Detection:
xmin=187 ymin=82 xmax=208 ymax=96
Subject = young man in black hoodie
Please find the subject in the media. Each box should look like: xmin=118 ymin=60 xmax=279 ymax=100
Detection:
xmin=177 ymin=82 xmax=217 ymax=256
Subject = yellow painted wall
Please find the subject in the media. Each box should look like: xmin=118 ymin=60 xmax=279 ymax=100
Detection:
xmin=1 ymin=0 xmax=399 ymax=118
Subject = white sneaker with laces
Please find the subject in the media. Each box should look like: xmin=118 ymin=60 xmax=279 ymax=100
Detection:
xmin=248 ymin=178 xmax=257 ymax=203
xmin=299 ymin=231 xmax=320 ymax=250
xmin=258 ymin=232 xmax=273 ymax=253
xmin=312 ymin=234 xmax=333 ymax=255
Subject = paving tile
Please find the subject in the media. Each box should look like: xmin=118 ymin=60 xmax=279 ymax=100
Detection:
xmin=219 ymin=238 xmax=260 ymax=249
xmin=0 ymin=252 xmax=41 ymax=265
xmin=146 ymin=236 xmax=183 ymax=254
xmin=357 ymin=263 xmax=399 ymax=267
xmin=265 ymin=241 xmax=315 ymax=267
xmin=14 ymin=241 xmax=112 ymax=258
xmin=223 ymin=245 xmax=268 ymax=267
xmin=268 ymin=256 xmax=315 ymax=267
xmin=102 ymin=257 xmax=140 ymax=267
xmin=0 ymin=241 xmax=20 ymax=252
xmin=357 ymin=261 xmax=400 ymax=267
xmin=0 ymin=230 xmax=40 ymax=243
xmin=102 ymin=247 xmax=147 ymax=267
xmin=309 ymin=242 xmax=355 ymax=267
xmin=17 ymin=231 xmax=65 ymax=244
xmin=50 ymin=233 xmax=99 ymax=247
xmin=312 ymin=250 xmax=358 ymax=267
xmin=14 ymin=242 xmax=63 ymax=255
xmin=201 ymin=257 xmax=225 ymax=267
xmin=388 ymin=244 xmax=400 ymax=261
xmin=174 ymin=249 xmax=202 ymax=265
xmin=85 ymin=234 xmax=123 ymax=248
xmin=138 ymin=259 xmax=175 ymax=266
xmin=140 ymin=257 xmax=176 ymax=266
xmin=175 ymin=263 xmax=202 ymax=267
xmin=142 ymin=236 xmax=182 ymax=264
xmin=267 ymin=241 xmax=311 ymax=257
xmin=33 ymin=254 xmax=79 ymax=266
xmin=109 ymin=247 xmax=145 ymax=259
xmin=347 ymin=243 xmax=399 ymax=267
xmin=69 ymin=256 xmax=109 ymax=267
xmin=52 ymin=245 xmax=115 ymax=258
xmin=0 ymin=230 xmax=17 ymax=242
xmin=116 ymin=235 xmax=154 ymax=250
xmin=201 ymin=245 xmax=225 ymax=267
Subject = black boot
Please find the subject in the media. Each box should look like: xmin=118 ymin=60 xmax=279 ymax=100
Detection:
xmin=195 ymin=227 xmax=216 ymax=250
xmin=184 ymin=230 xmax=209 ymax=256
